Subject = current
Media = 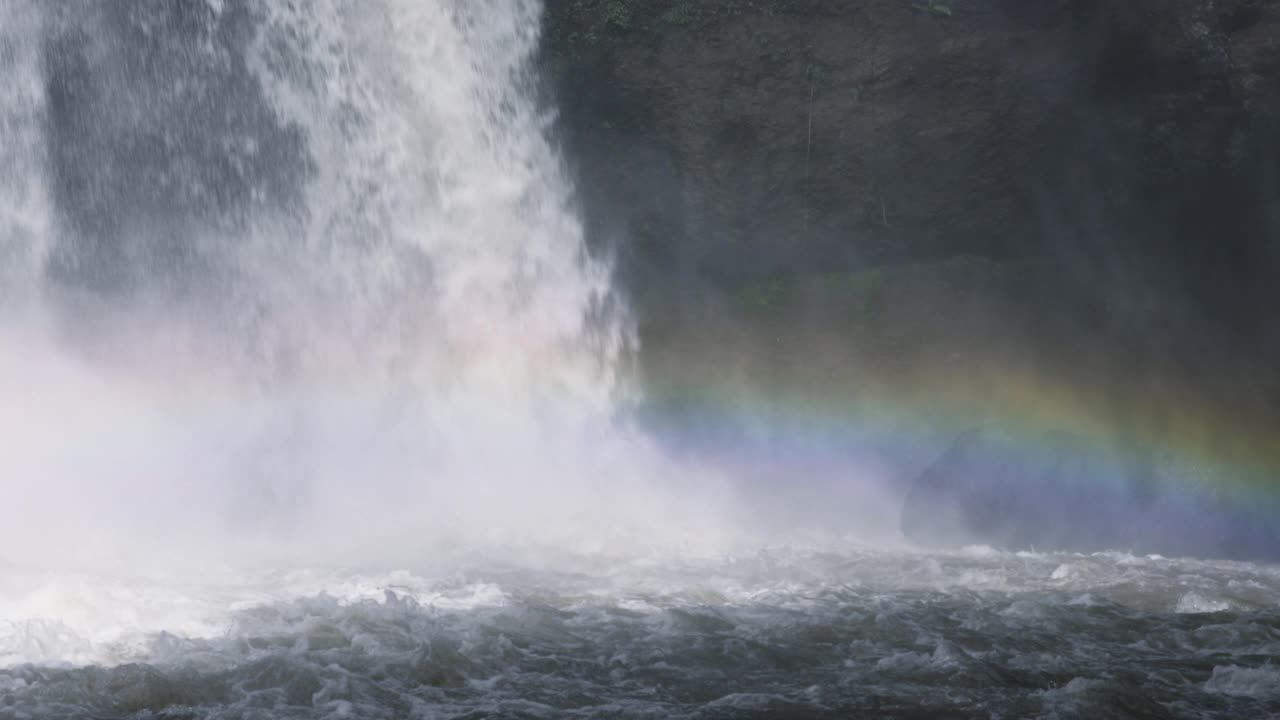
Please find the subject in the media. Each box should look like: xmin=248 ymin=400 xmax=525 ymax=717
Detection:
xmin=4 ymin=548 xmax=1280 ymax=718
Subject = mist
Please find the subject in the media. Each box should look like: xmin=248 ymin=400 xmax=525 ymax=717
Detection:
xmin=0 ymin=0 xmax=753 ymax=577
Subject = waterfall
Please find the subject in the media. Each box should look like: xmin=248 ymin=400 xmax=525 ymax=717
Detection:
xmin=0 ymin=0 xmax=714 ymax=569
xmin=0 ymin=0 xmax=49 ymax=307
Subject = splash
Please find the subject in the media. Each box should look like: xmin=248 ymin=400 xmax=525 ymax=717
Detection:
xmin=0 ymin=0 xmax=732 ymax=576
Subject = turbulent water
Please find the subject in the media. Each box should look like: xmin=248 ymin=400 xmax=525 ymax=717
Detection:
xmin=1 ymin=0 xmax=1278 ymax=718
xmin=3 ymin=547 xmax=1280 ymax=718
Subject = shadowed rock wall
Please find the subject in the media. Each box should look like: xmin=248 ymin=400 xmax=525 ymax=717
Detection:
xmin=544 ymin=0 xmax=1280 ymax=557
xmin=545 ymin=0 xmax=1280 ymax=381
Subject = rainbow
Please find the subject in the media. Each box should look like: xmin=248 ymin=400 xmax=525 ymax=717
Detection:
xmin=637 ymin=335 xmax=1280 ymax=559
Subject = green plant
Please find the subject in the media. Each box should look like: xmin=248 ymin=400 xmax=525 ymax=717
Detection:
xmin=605 ymin=0 xmax=632 ymax=30
xmin=662 ymin=0 xmax=695 ymax=26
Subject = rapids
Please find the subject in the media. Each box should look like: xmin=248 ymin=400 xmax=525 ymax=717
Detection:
xmin=2 ymin=547 xmax=1280 ymax=718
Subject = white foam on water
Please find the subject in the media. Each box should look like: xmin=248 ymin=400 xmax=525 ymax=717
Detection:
xmin=0 ymin=545 xmax=1276 ymax=718
xmin=1176 ymin=591 xmax=1232 ymax=614
xmin=1205 ymin=664 xmax=1280 ymax=698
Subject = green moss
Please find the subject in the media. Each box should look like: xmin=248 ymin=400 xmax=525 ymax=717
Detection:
xmin=822 ymin=268 xmax=887 ymax=318
xmin=735 ymin=278 xmax=787 ymax=311
xmin=662 ymin=1 xmax=696 ymax=26
xmin=605 ymin=0 xmax=632 ymax=30
xmin=732 ymin=268 xmax=889 ymax=322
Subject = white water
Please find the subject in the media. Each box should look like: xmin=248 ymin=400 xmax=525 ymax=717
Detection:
xmin=2 ymin=546 xmax=1279 ymax=718
xmin=0 ymin=0 xmax=49 ymax=307
xmin=0 ymin=0 xmax=734 ymax=618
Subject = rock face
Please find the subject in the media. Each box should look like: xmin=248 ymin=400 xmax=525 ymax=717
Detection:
xmin=544 ymin=0 xmax=1280 ymax=379
xmin=900 ymin=428 xmax=1280 ymax=561
xmin=544 ymin=1 xmax=1280 ymax=560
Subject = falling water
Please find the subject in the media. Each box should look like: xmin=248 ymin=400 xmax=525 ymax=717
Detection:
xmin=0 ymin=0 xmax=731 ymax=653
xmin=0 ymin=0 xmax=724 ymax=566
xmin=0 ymin=0 xmax=48 ymax=307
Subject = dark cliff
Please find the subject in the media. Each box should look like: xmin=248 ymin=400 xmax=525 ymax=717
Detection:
xmin=543 ymin=0 xmax=1280 ymax=554
xmin=544 ymin=0 xmax=1280 ymax=385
